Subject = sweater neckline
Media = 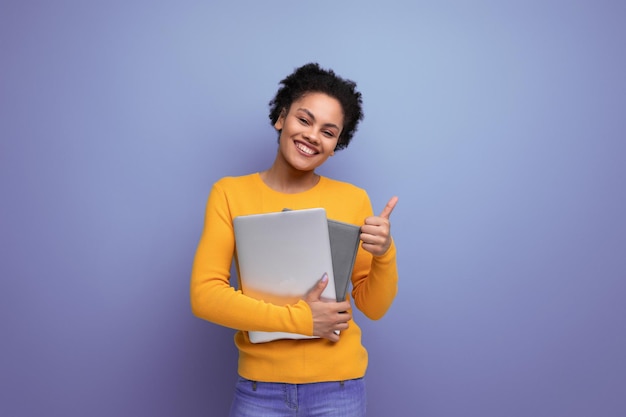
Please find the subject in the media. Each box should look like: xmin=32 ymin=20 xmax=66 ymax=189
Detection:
xmin=254 ymin=172 xmax=326 ymax=196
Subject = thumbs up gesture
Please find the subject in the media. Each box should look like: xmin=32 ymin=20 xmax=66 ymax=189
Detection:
xmin=360 ymin=196 xmax=398 ymax=256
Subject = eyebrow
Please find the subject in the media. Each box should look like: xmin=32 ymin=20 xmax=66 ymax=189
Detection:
xmin=297 ymin=108 xmax=341 ymax=131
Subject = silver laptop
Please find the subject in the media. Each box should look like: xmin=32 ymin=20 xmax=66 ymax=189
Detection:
xmin=233 ymin=208 xmax=337 ymax=343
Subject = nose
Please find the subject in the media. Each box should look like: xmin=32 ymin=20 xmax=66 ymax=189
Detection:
xmin=303 ymin=127 xmax=320 ymax=144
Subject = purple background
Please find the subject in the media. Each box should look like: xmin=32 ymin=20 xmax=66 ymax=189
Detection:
xmin=1 ymin=1 xmax=625 ymax=416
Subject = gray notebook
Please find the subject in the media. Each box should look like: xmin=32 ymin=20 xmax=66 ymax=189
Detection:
xmin=327 ymin=218 xmax=361 ymax=301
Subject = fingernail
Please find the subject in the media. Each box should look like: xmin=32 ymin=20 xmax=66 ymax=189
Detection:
xmin=321 ymin=273 xmax=328 ymax=282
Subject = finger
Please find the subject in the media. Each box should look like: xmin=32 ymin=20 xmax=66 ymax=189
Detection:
xmin=305 ymin=273 xmax=329 ymax=301
xmin=327 ymin=332 xmax=340 ymax=343
xmin=336 ymin=321 xmax=350 ymax=331
xmin=335 ymin=302 xmax=352 ymax=315
xmin=379 ymin=196 xmax=399 ymax=219
xmin=336 ymin=309 xmax=351 ymax=321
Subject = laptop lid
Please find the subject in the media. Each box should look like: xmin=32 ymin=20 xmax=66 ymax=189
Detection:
xmin=233 ymin=208 xmax=336 ymax=343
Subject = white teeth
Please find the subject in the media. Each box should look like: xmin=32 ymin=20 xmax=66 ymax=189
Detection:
xmin=296 ymin=142 xmax=316 ymax=155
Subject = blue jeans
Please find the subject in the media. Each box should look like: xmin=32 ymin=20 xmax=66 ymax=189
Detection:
xmin=228 ymin=377 xmax=367 ymax=417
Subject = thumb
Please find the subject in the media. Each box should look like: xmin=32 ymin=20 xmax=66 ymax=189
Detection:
xmin=379 ymin=196 xmax=399 ymax=219
xmin=305 ymin=273 xmax=329 ymax=302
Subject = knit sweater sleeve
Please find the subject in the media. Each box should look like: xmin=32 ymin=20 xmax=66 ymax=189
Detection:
xmin=350 ymin=191 xmax=399 ymax=320
xmin=190 ymin=181 xmax=314 ymax=335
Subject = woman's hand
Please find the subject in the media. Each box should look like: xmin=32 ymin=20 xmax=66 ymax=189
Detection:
xmin=360 ymin=196 xmax=398 ymax=256
xmin=304 ymin=273 xmax=352 ymax=342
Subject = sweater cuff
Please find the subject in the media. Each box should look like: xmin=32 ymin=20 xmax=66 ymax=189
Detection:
xmin=374 ymin=238 xmax=397 ymax=264
xmin=291 ymin=299 xmax=315 ymax=336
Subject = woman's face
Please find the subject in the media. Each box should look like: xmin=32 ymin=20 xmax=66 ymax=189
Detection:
xmin=274 ymin=92 xmax=344 ymax=173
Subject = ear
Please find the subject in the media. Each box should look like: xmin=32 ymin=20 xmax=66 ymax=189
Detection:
xmin=274 ymin=108 xmax=287 ymax=131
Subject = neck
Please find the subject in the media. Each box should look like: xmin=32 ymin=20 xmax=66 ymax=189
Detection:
xmin=260 ymin=164 xmax=320 ymax=194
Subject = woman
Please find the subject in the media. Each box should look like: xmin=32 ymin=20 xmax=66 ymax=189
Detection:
xmin=191 ymin=62 xmax=399 ymax=416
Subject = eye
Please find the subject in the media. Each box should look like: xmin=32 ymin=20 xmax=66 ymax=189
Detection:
xmin=322 ymin=130 xmax=335 ymax=138
xmin=298 ymin=117 xmax=310 ymax=125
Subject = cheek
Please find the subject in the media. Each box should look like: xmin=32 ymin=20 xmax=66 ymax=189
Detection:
xmin=278 ymin=131 xmax=292 ymax=150
xmin=324 ymin=137 xmax=339 ymax=152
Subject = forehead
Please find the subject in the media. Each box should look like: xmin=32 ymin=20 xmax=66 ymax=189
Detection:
xmin=289 ymin=92 xmax=344 ymax=126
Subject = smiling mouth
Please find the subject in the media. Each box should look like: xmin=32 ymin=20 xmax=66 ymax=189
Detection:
xmin=295 ymin=141 xmax=317 ymax=155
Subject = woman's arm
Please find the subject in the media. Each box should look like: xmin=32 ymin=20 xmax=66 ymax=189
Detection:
xmin=189 ymin=183 xmax=315 ymax=335
xmin=350 ymin=193 xmax=399 ymax=320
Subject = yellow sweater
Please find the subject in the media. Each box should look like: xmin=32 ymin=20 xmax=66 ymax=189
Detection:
xmin=190 ymin=173 xmax=398 ymax=383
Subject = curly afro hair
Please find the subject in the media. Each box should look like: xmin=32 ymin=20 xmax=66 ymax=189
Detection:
xmin=268 ymin=63 xmax=364 ymax=151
